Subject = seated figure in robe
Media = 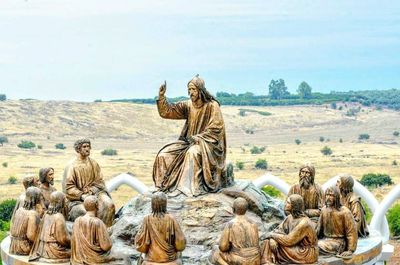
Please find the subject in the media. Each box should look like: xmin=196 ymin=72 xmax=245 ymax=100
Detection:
xmin=135 ymin=192 xmax=186 ymax=264
xmin=38 ymin=167 xmax=57 ymax=208
xmin=29 ymin=191 xmax=70 ymax=263
xmin=260 ymin=194 xmax=318 ymax=264
xmin=210 ymin=197 xmax=261 ymax=265
xmin=10 ymin=187 xmax=41 ymax=255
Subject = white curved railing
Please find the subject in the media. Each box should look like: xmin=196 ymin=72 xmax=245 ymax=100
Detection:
xmin=106 ymin=172 xmax=149 ymax=194
xmin=252 ymin=173 xmax=290 ymax=195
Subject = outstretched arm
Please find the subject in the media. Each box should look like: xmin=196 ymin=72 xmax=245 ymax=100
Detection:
xmin=157 ymin=81 xmax=189 ymax=119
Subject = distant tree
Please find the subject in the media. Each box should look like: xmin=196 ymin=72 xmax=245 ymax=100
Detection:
xmin=268 ymin=79 xmax=289 ymax=100
xmin=250 ymin=146 xmax=265 ymax=154
xmin=319 ymin=136 xmax=325 ymax=142
xmin=359 ymin=134 xmax=370 ymax=140
xmin=17 ymin=141 xmax=35 ymax=149
xmin=0 ymin=94 xmax=6 ymax=101
xmin=297 ymin=81 xmax=312 ymax=99
xmin=37 ymin=145 xmax=43 ymax=149
xmin=8 ymin=176 xmax=17 ymax=185
xmin=360 ymin=173 xmax=393 ymax=188
xmin=101 ymin=148 xmax=118 ymax=156
xmin=94 ymin=99 xmax=102 ymax=102
xmin=393 ymin=131 xmax=399 ymax=137
xmin=393 ymin=160 xmax=398 ymax=166
xmin=236 ymin=161 xmax=244 ymax=170
xmin=339 ymin=138 xmax=343 ymax=143
xmin=55 ymin=143 xmax=66 ymax=150
xmin=295 ymin=139 xmax=301 ymax=145
xmin=331 ymin=102 xmax=337 ymax=109
xmin=255 ymin=159 xmax=268 ymax=169
xmin=0 ymin=136 xmax=8 ymax=146
xmin=2 ymin=162 xmax=7 ymax=168
xmin=321 ymin=146 xmax=332 ymax=156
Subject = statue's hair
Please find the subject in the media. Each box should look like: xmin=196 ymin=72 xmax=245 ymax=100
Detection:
xmin=23 ymin=187 xmax=41 ymax=210
xmin=299 ymin=163 xmax=316 ymax=184
xmin=233 ymin=197 xmax=248 ymax=215
xmin=47 ymin=191 xmax=65 ymax=215
xmin=187 ymin=74 xmax=219 ymax=105
xmin=22 ymin=175 xmax=37 ymax=190
xmin=74 ymin=138 xmax=91 ymax=152
xmin=338 ymin=174 xmax=354 ymax=195
xmin=287 ymin=194 xmax=306 ymax=218
xmin=151 ymin=191 xmax=167 ymax=218
xmin=83 ymin=195 xmax=97 ymax=212
xmin=325 ymin=186 xmax=342 ymax=210
xmin=39 ymin=167 xmax=54 ymax=184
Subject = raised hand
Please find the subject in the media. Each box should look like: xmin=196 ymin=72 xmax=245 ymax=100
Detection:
xmin=159 ymin=80 xmax=167 ymax=98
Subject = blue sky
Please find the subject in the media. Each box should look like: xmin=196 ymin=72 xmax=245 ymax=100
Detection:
xmin=0 ymin=0 xmax=399 ymax=101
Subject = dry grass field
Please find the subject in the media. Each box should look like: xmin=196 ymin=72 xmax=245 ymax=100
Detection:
xmin=1 ymin=99 xmax=400 ymax=209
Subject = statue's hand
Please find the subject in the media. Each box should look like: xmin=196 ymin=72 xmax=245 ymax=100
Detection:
xmin=269 ymin=238 xmax=278 ymax=252
xmin=159 ymin=81 xmax=167 ymax=98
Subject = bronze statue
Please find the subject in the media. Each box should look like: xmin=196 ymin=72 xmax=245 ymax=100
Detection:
xmin=337 ymin=174 xmax=369 ymax=238
xmin=71 ymin=195 xmax=114 ymax=265
xmin=287 ymin=164 xmax=324 ymax=221
xmin=64 ymin=138 xmax=115 ymax=226
xmin=317 ymin=186 xmax=357 ymax=259
xmin=210 ymin=197 xmax=261 ymax=265
xmin=39 ymin=167 xmax=57 ymax=208
xmin=260 ymin=194 xmax=318 ymax=264
xmin=9 ymin=187 xmax=41 ymax=255
xmin=153 ymin=75 xmax=227 ymax=197
xmin=29 ymin=191 xmax=70 ymax=263
xmin=135 ymin=192 xmax=186 ymax=264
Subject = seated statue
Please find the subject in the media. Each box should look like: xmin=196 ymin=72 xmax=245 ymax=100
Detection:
xmin=260 ymin=194 xmax=318 ymax=264
xmin=10 ymin=187 xmax=41 ymax=255
xmin=210 ymin=197 xmax=261 ymax=265
xmin=153 ymin=75 xmax=227 ymax=197
xmin=38 ymin=167 xmax=57 ymax=208
xmin=317 ymin=186 xmax=358 ymax=259
xmin=288 ymin=164 xmax=324 ymax=222
xmin=135 ymin=192 xmax=186 ymax=264
xmin=337 ymin=174 xmax=369 ymax=238
xmin=29 ymin=191 xmax=71 ymax=263
xmin=71 ymin=195 xmax=114 ymax=265
xmin=64 ymin=138 xmax=115 ymax=226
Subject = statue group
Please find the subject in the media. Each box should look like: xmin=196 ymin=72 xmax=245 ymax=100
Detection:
xmin=7 ymin=75 xmax=369 ymax=265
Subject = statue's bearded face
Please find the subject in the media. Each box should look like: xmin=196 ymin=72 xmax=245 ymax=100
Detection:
xmin=46 ymin=168 xmax=54 ymax=185
xmin=188 ymin=83 xmax=200 ymax=103
xmin=299 ymin=168 xmax=312 ymax=189
xmin=284 ymin=198 xmax=292 ymax=215
xmin=79 ymin=143 xmax=91 ymax=157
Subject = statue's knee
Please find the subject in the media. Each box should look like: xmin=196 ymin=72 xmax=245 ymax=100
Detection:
xmin=187 ymin=145 xmax=201 ymax=156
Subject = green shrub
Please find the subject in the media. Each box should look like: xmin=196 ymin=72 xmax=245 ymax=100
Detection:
xmin=262 ymin=185 xmax=281 ymax=198
xmin=394 ymin=131 xmax=399 ymax=137
xmin=250 ymin=146 xmax=265 ymax=154
xmin=101 ymin=148 xmax=118 ymax=156
xmin=2 ymin=162 xmax=7 ymax=168
xmin=255 ymin=159 xmax=268 ymax=169
xmin=236 ymin=161 xmax=244 ymax=170
xmin=239 ymin=109 xmax=246 ymax=116
xmin=330 ymin=102 xmax=337 ymax=109
xmin=8 ymin=176 xmax=17 ymax=184
xmin=338 ymin=106 xmax=343 ymax=110
xmin=319 ymin=136 xmax=325 ymax=142
xmin=393 ymin=160 xmax=398 ymax=166
xmin=360 ymin=173 xmax=393 ymax=188
xmin=245 ymin=129 xmax=254 ymax=134
xmin=0 ymin=94 xmax=6 ymax=101
xmin=359 ymin=133 xmax=370 ymax=140
xmin=387 ymin=204 xmax=400 ymax=236
xmin=0 ymin=220 xmax=10 ymax=231
xmin=361 ymin=200 xmax=372 ymax=224
xmin=320 ymin=146 xmax=332 ymax=156
xmin=17 ymin=140 xmax=36 ymax=149
xmin=0 ymin=136 xmax=8 ymax=146
xmin=339 ymin=138 xmax=343 ymax=143
xmin=295 ymin=139 xmax=301 ymax=145
xmin=37 ymin=145 xmax=43 ymax=149
xmin=55 ymin=143 xmax=66 ymax=150
xmin=0 ymin=199 xmax=16 ymax=221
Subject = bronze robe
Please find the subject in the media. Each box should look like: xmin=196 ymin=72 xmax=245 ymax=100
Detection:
xmin=29 ymin=212 xmax=70 ymax=262
xmin=288 ymin=184 xmax=324 ymax=220
xmin=153 ymin=98 xmax=226 ymax=197
xmin=211 ymin=216 xmax=260 ymax=265
xmin=40 ymin=184 xmax=57 ymax=209
xmin=11 ymin=193 xmax=45 ymax=223
xmin=71 ymin=215 xmax=113 ymax=265
xmin=135 ymin=214 xmax=186 ymax=263
xmin=341 ymin=193 xmax=369 ymax=238
xmin=9 ymin=208 xmax=40 ymax=255
xmin=317 ymin=206 xmax=357 ymax=255
xmin=261 ymin=215 xmax=318 ymax=264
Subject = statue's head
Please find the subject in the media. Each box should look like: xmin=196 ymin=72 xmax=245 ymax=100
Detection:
xmin=233 ymin=197 xmax=248 ymax=216
xmin=187 ymin=75 xmax=218 ymax=105
xmin=39 ymin=167 xmax=54 ymax=185
xmin=151 ymin=191 xmax=167 ymax=217
xmin=24 ymin=186 xmax=41 ymax=210
xmin=48 ymin=191 xmax=65 ymax=215
xmin=22 ymin=174 xmax=38 ymax=190
xmin=325 ymin=186 xmax=341 ymax=210
xmin=336 ymin=174 xmax=354 ymax=195
xmin=299 ymin=163 xmax=315 ymax=189
xmin=285 ymin=194 xmax=305 ymax=218
xmin=83 ymin=195 xmax=98 ymax=212
xmin=74 ymin=138 xmax=91 ymax=157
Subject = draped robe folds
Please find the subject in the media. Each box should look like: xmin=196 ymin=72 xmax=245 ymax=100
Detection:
xmin=153 ymin=98 xmax=226 ymax=197
xmin=29 ymin=213 xmax=70 ymax=262
xmin=40 ymin=184 xmax=57 ymax=209
xmin=317 ymin=206 xmax=358 ymax=255
xmin=71 ymin=215 xmax=113 ymax=265
xmin=211 ymin=216 xmax=261 ymax=265
xmin=9 ymin=208 xmax=40 ymax=255
xmin=288 ymin=184 xmax=325 ymax=220
xmin=341 ymin=193 xmax=369 ymax=238
xmin=135 ymin=214 xmax=186 ymax=264
xmin=260 ymin=215 xmax=318 ymax=264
